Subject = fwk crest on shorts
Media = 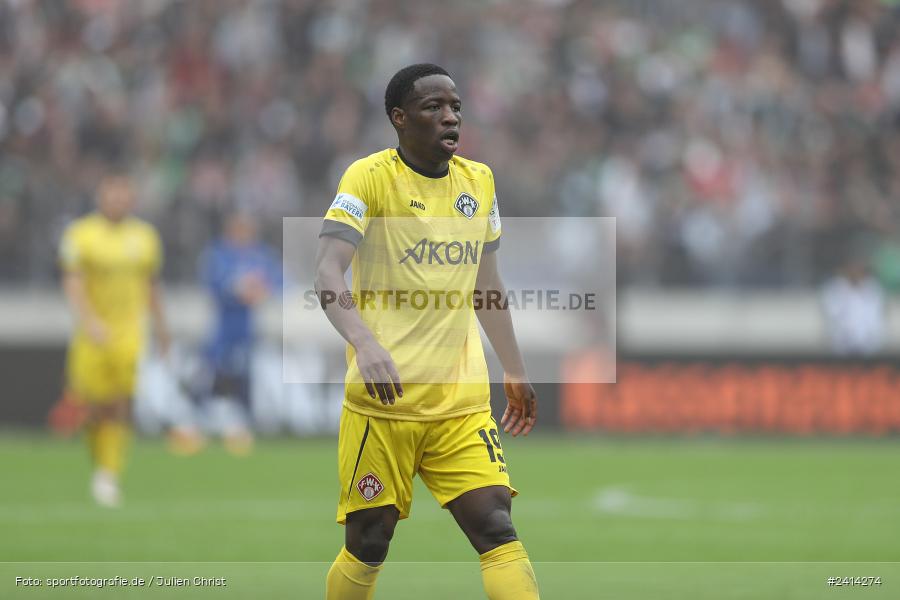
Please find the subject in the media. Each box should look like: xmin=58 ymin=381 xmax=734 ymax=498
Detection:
xmin=336 ymin=408 xmax=517 ymax=524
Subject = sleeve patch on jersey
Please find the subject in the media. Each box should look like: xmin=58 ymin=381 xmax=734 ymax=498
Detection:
xmin=330 ymin=193 xmax=368 ymax=222
xmin=488 ymin=194 xmax=501 ymax=233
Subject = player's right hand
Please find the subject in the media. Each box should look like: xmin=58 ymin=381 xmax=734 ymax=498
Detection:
xmin=354 ymin=338 xmax=403 ymax=405
xmin=84 ymin=318 xmax=109 ymax=345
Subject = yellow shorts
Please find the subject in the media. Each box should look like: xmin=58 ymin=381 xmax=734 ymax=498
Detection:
xmin=336 ymin=408 xmax=517 ymax=524
xmin=66 ymin=337 xmax=140 ymax=402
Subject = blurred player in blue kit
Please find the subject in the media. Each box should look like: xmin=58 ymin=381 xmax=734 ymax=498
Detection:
xmin=196 ymin=213 xmax=282 ymax=455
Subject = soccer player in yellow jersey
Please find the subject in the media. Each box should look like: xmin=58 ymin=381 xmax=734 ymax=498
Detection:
xmin=316 ymin=64 xmax=540 ymax=599
xmin=60 ymin=175 xmax=169 ymax=507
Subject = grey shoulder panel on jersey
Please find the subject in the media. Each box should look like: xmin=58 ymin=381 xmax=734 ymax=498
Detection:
xmin=319 ymin=219 xmax=363 ymax=247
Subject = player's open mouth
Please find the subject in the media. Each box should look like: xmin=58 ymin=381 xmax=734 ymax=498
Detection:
xmin=439 ymin=130 xmax=459 ymax=152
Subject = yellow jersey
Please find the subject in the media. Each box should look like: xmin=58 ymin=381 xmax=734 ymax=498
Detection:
xmin=321 ymin=148 xmax=502 ymax=421
xmin=59 ymin=213 xmax=162 ymax=345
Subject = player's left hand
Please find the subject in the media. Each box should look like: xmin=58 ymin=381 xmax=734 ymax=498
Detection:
xmin=501 ymin=373 xmax=537 ymax=437
xmin=155 ymin=328 xmax=171 ymax=358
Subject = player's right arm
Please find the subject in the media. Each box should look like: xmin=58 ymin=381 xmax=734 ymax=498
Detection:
xmin=62 ymin=272 xmax=107 ymax=344
xmin=59 ymin=224 xmax=107 ymax=345
xmin=314 ymin=234 xmax=403 ymax=405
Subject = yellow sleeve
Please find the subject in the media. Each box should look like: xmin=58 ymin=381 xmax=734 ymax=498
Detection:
xmin=59 ymin=223 xmax=87 ymax=273
xmin=485 ymin=169 xmax=501 ymax=252
xmin=321 ymin=159 xmax=378 ymax=246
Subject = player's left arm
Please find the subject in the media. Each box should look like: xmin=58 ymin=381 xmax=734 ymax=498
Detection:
xmin=148 ymin=279 xmax=171 ymax=357
xmin=474 ymin=250 xmax=537 ymax=436
xmin=146 ymin=228 xmax=170 ymax=356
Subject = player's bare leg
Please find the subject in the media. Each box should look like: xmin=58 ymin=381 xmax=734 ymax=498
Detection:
xmin=345 ymin=505 xmax=399 ymax=564
xmin=86 ymin=399 xmax=130 ymax=508
xmin=326 ymin=505 xmax=398 ymax=600
xmin=448 ymin=485 xmax=517 ymax=554
xmin=448 ymin=486 xmax=540 ymax=599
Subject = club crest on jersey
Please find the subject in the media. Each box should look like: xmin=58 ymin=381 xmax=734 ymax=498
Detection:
xmin=454 ymin=193 xmax=479 ymax=219
xmin=356 ymin=472 xmax=384 ymax=502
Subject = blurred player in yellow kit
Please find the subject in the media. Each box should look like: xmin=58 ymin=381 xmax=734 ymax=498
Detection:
xmin=60 ymin=175 xmax=169 ymax=507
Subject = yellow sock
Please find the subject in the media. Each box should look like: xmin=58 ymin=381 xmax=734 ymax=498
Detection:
xmin=94 ymin=421 xmax=129 ymax=475
xmin=326 ymin=547 xmax=381 ymax=600
xmin=480 ymin=540 xmax=540 ymax=600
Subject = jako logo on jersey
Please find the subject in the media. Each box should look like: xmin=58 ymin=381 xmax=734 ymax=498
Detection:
xmin=330 ymin=193 xmax=368 ymax=222
xmin=454 ymin=193 xmax=479 ymax=219
xmin=409 ymin=199 xmax=426 ymax=211
xmin=356 ymin=472 xmax=384 ymax=501
xmin=399 ymin=238 xmax=480 ymax=265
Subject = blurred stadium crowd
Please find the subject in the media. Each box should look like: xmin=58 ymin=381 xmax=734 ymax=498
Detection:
xmin=2 ymin=0 xmax=899 ymax=288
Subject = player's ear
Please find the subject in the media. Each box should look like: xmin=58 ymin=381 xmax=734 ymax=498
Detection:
xmin=390 ymin=107 xmax=405 ymax=130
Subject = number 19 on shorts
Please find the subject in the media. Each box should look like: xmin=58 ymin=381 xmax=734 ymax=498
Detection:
xmin=478 ymin=427 xmax=507 ymax=472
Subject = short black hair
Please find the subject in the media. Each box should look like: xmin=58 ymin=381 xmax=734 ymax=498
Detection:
xmin=384 ymin=63 xmax=450 ymax=119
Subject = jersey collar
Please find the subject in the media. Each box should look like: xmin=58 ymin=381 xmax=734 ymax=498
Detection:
xmin=395 ymin=147 xmax=449 ymax=179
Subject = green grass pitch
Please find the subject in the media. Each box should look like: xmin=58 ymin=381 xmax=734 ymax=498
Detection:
xmin=2 ymin=433 xmax=898 ymax=598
